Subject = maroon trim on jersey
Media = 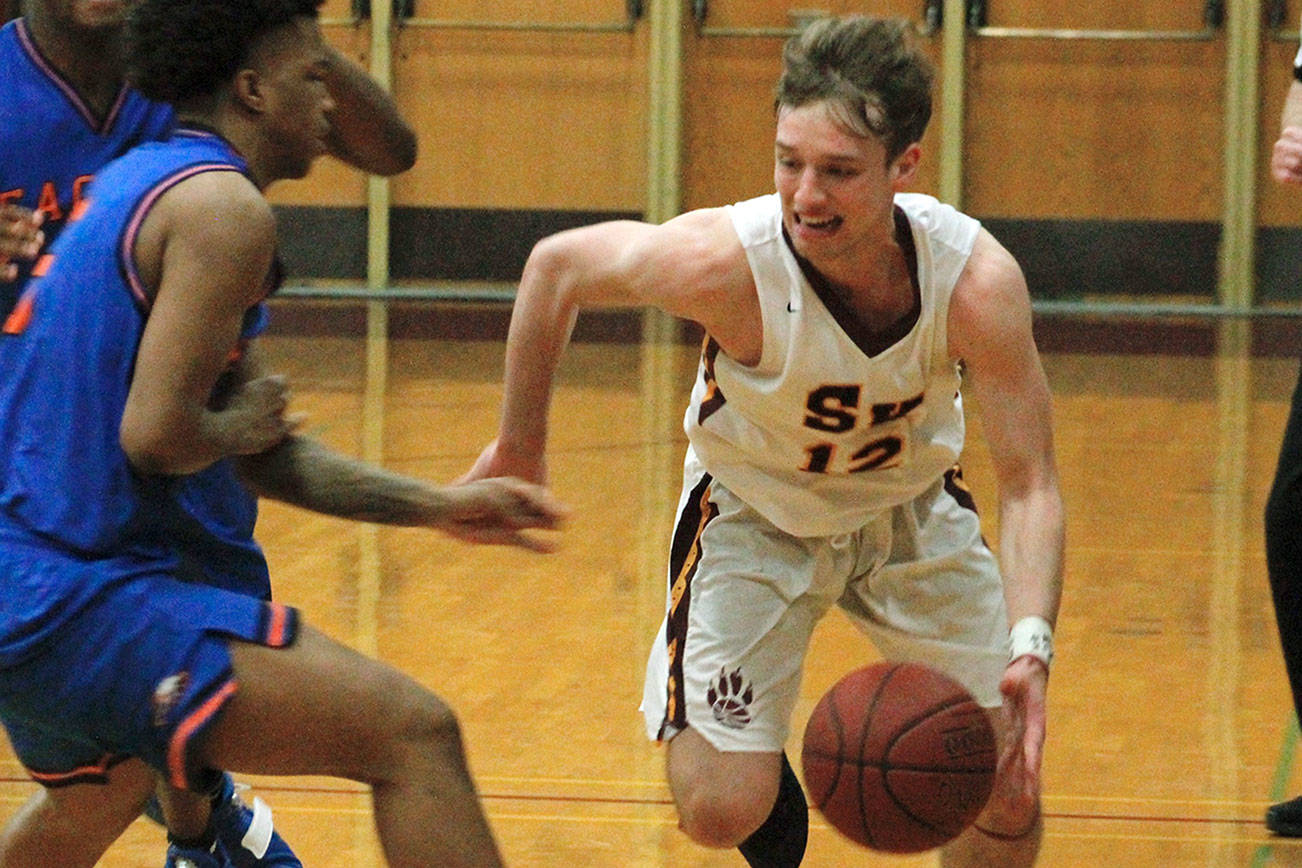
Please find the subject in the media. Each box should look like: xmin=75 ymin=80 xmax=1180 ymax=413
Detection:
xmin=696 ymin=335 xmax=727 ymax=425
xmin=14 ymin=18 xmax=128 ymax=134
xmin=783 ymin=204 xmax=922 ymax=359
xmin=942 ymin=464 xmax=979 ymax=514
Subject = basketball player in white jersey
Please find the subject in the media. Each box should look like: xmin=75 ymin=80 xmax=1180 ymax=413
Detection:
xmin=465 ymin=15 xmax=1063 ymax=867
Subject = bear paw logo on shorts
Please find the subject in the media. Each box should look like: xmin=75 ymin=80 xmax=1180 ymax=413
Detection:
xmin=707 ymin=667 xmax=753 ymax=729
xmin=152 ymin=672 xmax=189 ymax=728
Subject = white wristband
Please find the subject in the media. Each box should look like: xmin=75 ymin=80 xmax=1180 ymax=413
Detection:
xmin=1008 ymin=615 xmax=1053 ymax=669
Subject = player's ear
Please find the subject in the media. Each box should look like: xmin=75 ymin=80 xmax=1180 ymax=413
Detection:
xmin=232 ymin=68 xmax=266 ymax=114
xmin=890 ymin=143 xmax=922 ymax=190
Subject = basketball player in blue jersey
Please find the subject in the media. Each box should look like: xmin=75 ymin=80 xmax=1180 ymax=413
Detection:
xmin=0 ymin=0 xmax=174 ymax=315
xmin=0 ymin=0 xmax=564 ymax=866
xmin=466 ymin=16 xmax=1063 ymax=867
xmin=0 ymin=0 xmax=415 ymax=302
xmin=0 ymin=0 xmax=423 ymax=865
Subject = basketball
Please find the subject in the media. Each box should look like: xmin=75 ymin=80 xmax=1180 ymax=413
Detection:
xmin=800 ymin=661 xmax=997 ymax=853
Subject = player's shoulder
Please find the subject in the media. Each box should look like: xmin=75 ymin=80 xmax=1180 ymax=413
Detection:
xmin=947 ymin=229 xmax=1031 ymax=358
xmin=150 ymin=169 xmax=273 ymax=257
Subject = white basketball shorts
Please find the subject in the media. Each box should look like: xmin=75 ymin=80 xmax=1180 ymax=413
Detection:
xmin=640 ymin=453 xmax=1008 ymax=753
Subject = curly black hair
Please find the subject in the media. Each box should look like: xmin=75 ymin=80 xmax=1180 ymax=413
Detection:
xmin=126 ymin=0 xmax=323 ymax=105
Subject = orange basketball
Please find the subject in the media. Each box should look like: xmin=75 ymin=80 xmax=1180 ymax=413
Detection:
xmin=800 ymin=662 xmax=997 ymax=853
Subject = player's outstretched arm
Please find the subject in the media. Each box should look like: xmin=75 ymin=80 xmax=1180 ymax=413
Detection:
xmin=236 ymin=435 xmax=565 ymax=550
xmin=320 ymin=45 xmax=417 ymax=176
xmin=464 ymin=208 xmax=748 ymax=485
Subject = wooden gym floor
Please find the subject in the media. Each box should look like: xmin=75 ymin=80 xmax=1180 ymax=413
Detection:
xmin=4 ymin=301 xmax=1302 ymax=867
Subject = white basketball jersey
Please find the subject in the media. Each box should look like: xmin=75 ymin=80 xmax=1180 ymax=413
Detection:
xmin=683 ymin=192 xmax=980 ymax=537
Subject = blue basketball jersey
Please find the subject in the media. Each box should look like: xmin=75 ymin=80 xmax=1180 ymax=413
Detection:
xmin=0 ymin=129 xmax=274 ymax=660
xmin=0 ymin=17 xmax=175 ymax=316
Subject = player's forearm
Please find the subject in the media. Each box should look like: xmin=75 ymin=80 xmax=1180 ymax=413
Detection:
xmin=996 ymin=483 xmax=1065 ymax=626
xmin=122 ymin=405 xmax=254 ymax=477
xmin=236 ymin=435 xmax=449 ymax=526
xmin=321 ymin=45 xmax=417 ymax=176
xmin=495 ymin=250 xmax=582 ymax=463
xmin=1283 ymin=80 xmax=1302 ymax=133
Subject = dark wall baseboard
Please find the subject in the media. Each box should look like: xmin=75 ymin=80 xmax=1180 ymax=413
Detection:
xmin=1256 ymin=226 xmax=1302 ymax=302
xmin=978 ymin=218 xmax=1222 ymax=300
xmin=274 ymin=206 xmax=640 ymax=283
xmin=272 ymin=207 xmax=1302 ymax=303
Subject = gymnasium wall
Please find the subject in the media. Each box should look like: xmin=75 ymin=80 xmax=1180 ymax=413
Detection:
xmin=269 ymin=0 xmax=1302 ymax=303
xmin=7 ymin=0 xmax=1302 ymax=302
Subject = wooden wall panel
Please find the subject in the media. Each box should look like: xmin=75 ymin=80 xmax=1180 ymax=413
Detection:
xmin=683 ymin=1 xmax=943 ymax=211
xmin=270 ymin=0 xmax=648 ymax=212
xmin=962 ymin=0 xmax=1224 ymax=221
xmin=389 ymin=28 xmax=648 ymax=210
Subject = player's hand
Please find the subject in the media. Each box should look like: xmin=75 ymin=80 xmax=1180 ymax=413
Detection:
xmin=994 ymin=655 xmax=1048 ymax=818
xmin=458 ymin=438 xmax=547 ymax=486
xmin=0 ymin=205 xmax=44 ymax=282
xmin=216 ymin=374 xmax=307 ymax=456
xmin=1273 ymin=126 xmax=1302 ymax=185
xmin=431 ymin=476 xmax=566 ymax=552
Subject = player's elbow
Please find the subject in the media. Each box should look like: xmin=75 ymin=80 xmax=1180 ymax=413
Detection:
xmin=120 ymin=416 xmax=210 ymax=477
xmin=521 ymin=232 xmax=590 ymax=309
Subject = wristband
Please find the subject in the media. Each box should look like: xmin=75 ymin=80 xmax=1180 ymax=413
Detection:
xmin=1008 ymin=615 xmax=1053 ymax=669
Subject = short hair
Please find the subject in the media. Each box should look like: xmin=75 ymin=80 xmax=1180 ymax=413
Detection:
xmin=127 ymin=0 xmax=323 ymax=105
xmin=774 ymin=15 xmax=934 ymax=163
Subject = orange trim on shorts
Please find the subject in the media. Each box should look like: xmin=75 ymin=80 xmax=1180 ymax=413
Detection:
xmin=266 ymin=602 xmax=289 ymax=647
xmin=167 ymin=679 xmax=238 ymax=790
xmin=27 ymin=752 xmax=120 ymax=787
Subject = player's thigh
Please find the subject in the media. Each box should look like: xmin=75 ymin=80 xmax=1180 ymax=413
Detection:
xmin=0 ymin=758 xmax=154 ymax=868
xmin=645 ymin=479 xmax=844 ymax=753
xmin=202 ymin=622 xmax=451 ymax=781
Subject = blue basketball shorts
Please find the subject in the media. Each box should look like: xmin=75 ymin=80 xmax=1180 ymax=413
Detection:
xmin=0 ymin=562 xmax=297 ymax=792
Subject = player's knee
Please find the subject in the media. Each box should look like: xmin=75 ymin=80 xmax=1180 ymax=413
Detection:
xmin=394 ymin=690 xmax=466 ymax=761
xmin=975 ymin=786 xmax=1041 ymax=841
xmin=675 ymin=785 xmax=771 ymax=849
xmin=357 ymin=685 xmax=467 ymax=784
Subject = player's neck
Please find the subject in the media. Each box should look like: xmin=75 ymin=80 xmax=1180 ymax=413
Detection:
xmin=23 ymin=14 xmax=126 ymax=116
xmin=180 ymin=111 xmax=277 ymax=192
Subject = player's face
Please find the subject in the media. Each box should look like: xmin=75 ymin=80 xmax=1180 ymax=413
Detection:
xmin=36 ymin=0 xmax=133 ymax=30
xmin=774 ymin=101 xmax=918 ymax=265
xmin=253 ymin=18 xmax=335 ymax=182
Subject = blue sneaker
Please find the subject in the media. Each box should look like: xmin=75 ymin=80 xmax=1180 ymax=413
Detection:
xmin=209 ymin=773 xmax=302 ymax=868
xmin=164 ymin=842 xmax=223 ymax=868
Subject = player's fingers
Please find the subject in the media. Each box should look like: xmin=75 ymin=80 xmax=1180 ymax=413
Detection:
xmin=489 ymin=478 xmax=569 ymax=527
xmin=282 ymin=411 xmax=308 ymax=434
xmin=501 ymin=531 xmax=561 ymax=553
xmin=449 ymin=523 xmax=560 ymax=553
